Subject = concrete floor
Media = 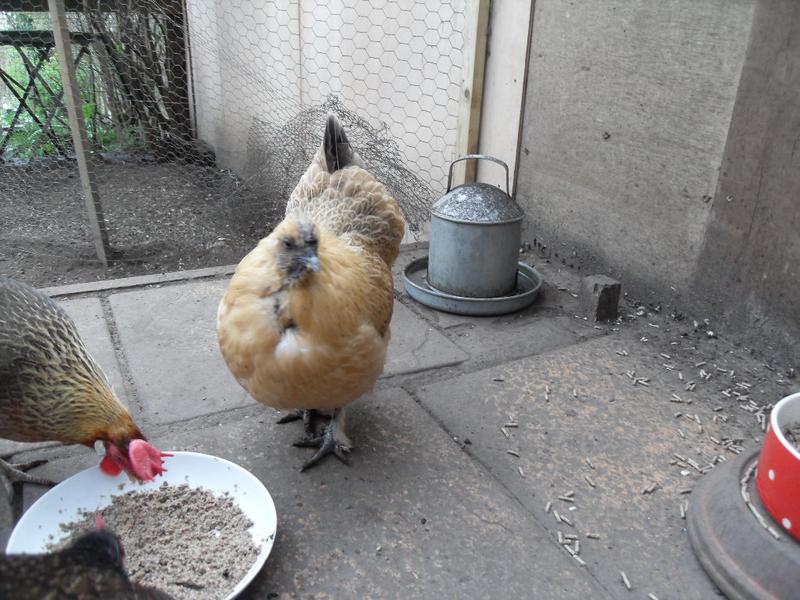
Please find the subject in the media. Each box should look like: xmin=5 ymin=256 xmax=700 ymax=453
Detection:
xmin=2 ymin=246 xmax=796 ymax=599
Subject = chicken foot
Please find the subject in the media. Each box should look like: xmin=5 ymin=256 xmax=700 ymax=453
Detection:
xmin=276 ymin=409 xmax=318 ymax=441
xmin=0 ymin=457 xmax=54 ymax=488
xmin=293 ymin=407 xmax=352 ymax=471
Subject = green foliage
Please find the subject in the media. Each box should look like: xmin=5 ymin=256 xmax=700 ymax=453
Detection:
xmin=82 ymin=102 xmax=96 ymax=120
xmin=2 ymin=9 xmax=188 ymax=161
xmin=0 ymin=13 xmax=126 ymax=160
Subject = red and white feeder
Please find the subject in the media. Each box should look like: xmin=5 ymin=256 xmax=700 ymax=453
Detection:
xmin=688 ymin=391 xmax=800 ymax=600
xmin=756 ymin=391 xmax=800 ymax=542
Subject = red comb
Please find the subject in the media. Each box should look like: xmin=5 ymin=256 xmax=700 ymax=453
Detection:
xmin=95 ymin=514 xmax=106 ymax=530
xmin=128 ymin=439 xmax=173 ymax=481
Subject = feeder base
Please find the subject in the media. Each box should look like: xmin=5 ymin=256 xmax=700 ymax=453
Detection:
xmin=687 ymin=448 xmax=800 ymax=600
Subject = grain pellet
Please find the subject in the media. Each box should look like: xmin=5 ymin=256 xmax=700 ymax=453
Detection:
xmin=620 ymin=571 xmax=631 ymax=590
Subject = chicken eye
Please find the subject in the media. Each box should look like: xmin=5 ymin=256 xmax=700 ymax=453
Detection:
xmin=282 ymin=238 xmax=295 ymax=250
xmin=306 ymin=237 xmax=317 ymax=247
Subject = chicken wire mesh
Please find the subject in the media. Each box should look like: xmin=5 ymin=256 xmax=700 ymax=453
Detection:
xmin=1 ymin=0 xmax=467 ymax=282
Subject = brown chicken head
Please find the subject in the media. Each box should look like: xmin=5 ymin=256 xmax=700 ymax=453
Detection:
xmin=100 ymin=436 xmax=171 ymax=481
xmin=272 ymin=219 xmax=321 ymax=285
xmin=91 ymin=411 xmax=171 ymax=481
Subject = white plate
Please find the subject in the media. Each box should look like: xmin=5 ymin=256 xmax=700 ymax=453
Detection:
xmin=6 ymin=451 xmax=277 ymax=600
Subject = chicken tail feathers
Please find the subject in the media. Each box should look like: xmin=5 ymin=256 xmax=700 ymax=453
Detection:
xmin=324 ymin=113 xmax=355 ymax=173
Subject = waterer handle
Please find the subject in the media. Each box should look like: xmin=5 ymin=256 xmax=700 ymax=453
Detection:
xmin=446 ymin=154 xmax=510 ymax=196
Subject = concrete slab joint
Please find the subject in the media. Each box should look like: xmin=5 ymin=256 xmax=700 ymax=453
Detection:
xmin=579 ymin=274 xmax=621 ymax=322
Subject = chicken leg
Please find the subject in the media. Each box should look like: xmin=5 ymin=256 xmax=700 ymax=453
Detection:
xmin=276 ymin=409 xmax=318 ymax=442
xmin=0 ymin=457 xmax=54 ymax=496
xmin=293 ymin=407 xmax=351 ymax=471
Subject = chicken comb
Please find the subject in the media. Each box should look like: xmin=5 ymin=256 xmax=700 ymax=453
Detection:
xmin=128 ymin=439 xmax=173 ymax=481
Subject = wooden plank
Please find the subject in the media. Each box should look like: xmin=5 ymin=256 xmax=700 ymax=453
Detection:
xmin=48 ymin=0 xmax=110 ymax=266
xmin=42 ymin=264 xmax=238 ymax=298
xmin=512 ymin=0 xmax=538 ymax=197
xmin=452 ymin=0 xmax=490 ymax=187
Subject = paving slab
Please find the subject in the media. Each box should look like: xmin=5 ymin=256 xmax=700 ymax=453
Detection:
xmin=0 ymin=297 xmax=126 ymax=458
xmin=20 ymin=388 xmax=607 ymax=599
xmin=383 ymin=302 xmax=468 ymax=377
xmin=443 ymin=313 xmax=603 ymax=367
xmin=108 ymin=279 xmax=251 ymax=425
xmin=413 ymin=335 xmax=756 ymax=600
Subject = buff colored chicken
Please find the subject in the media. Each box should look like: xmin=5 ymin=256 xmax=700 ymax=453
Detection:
xmin=217 ymin=114 xmax=405 ymax=470
xmin=0 ymin=277 xmax=170 ymax=490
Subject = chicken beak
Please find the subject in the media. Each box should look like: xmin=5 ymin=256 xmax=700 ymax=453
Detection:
xmin=300 ymin=253 xmax=320 ymax=272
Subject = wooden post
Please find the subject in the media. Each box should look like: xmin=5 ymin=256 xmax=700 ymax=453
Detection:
xmin=512 ymin=0 xmax=537 ymax=198
xmin=452 ymin=0 xmax=490 ymax=187
xmin=48 ymin=0 xmax=110 ymax=266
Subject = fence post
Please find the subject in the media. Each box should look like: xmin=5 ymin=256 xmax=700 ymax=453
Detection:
xmin=48 ymin=0 xmax=111 ymax=266
xmin=452 ymin=0 xmax=490 ymax=187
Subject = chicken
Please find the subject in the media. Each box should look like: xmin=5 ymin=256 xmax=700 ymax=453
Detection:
xmin=0 ymin=523 xmax=173 ymax=599
xmin=217 ymin=114 xmax=405 ymax=470
xmin=0 ymin=277 xmax=170 ymax=490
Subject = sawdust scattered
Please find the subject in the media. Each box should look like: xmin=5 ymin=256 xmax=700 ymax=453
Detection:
xmin=49 ymin=483 xmax=259 ymax=600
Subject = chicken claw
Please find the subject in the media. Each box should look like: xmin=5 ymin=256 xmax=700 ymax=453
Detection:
xmin=293 ymin=408 xmax=352 ymax=471
xmin=276 ymin=409 xmax=317 ymax=440
xmin=0 ymin=457 xmax=55 ymax=489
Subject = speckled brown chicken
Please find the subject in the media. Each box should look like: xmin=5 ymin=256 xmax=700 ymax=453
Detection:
xmin=0 ymin=277 xmax=169 ymax=489
xmin=217 ymin=114 xmax=405 ymax=470
xmin=0 ymin=527 xmax=174 ymax=599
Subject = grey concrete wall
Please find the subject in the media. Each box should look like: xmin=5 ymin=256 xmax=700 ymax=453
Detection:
xmin=691 ymin=0 xmax=800 ymax=359
xmin=516 ymin=0 xmax=799 ymax=360
xmin=517 ymin=0 xmax=754 ymax=290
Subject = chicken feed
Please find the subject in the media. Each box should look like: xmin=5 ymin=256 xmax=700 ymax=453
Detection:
xmin=785 ymin=422 xmax=800 ymax=452
xmin=48 ymin=482 xmax=259 ymax=600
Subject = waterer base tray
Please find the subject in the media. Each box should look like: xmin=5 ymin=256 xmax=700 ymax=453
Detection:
xmin=403 ymin=256 xmax=542 ymax=316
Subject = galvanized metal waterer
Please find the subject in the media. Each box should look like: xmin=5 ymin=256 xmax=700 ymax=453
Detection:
xmin=428 ymin=155 xmax=524 ymax=298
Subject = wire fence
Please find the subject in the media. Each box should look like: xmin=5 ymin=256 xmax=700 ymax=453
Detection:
xmin=1 ymin=0 xmax=467 ymax=282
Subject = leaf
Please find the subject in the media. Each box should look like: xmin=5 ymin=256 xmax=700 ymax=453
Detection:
xmin=83 ymin=102 xmax=97 ymax=120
